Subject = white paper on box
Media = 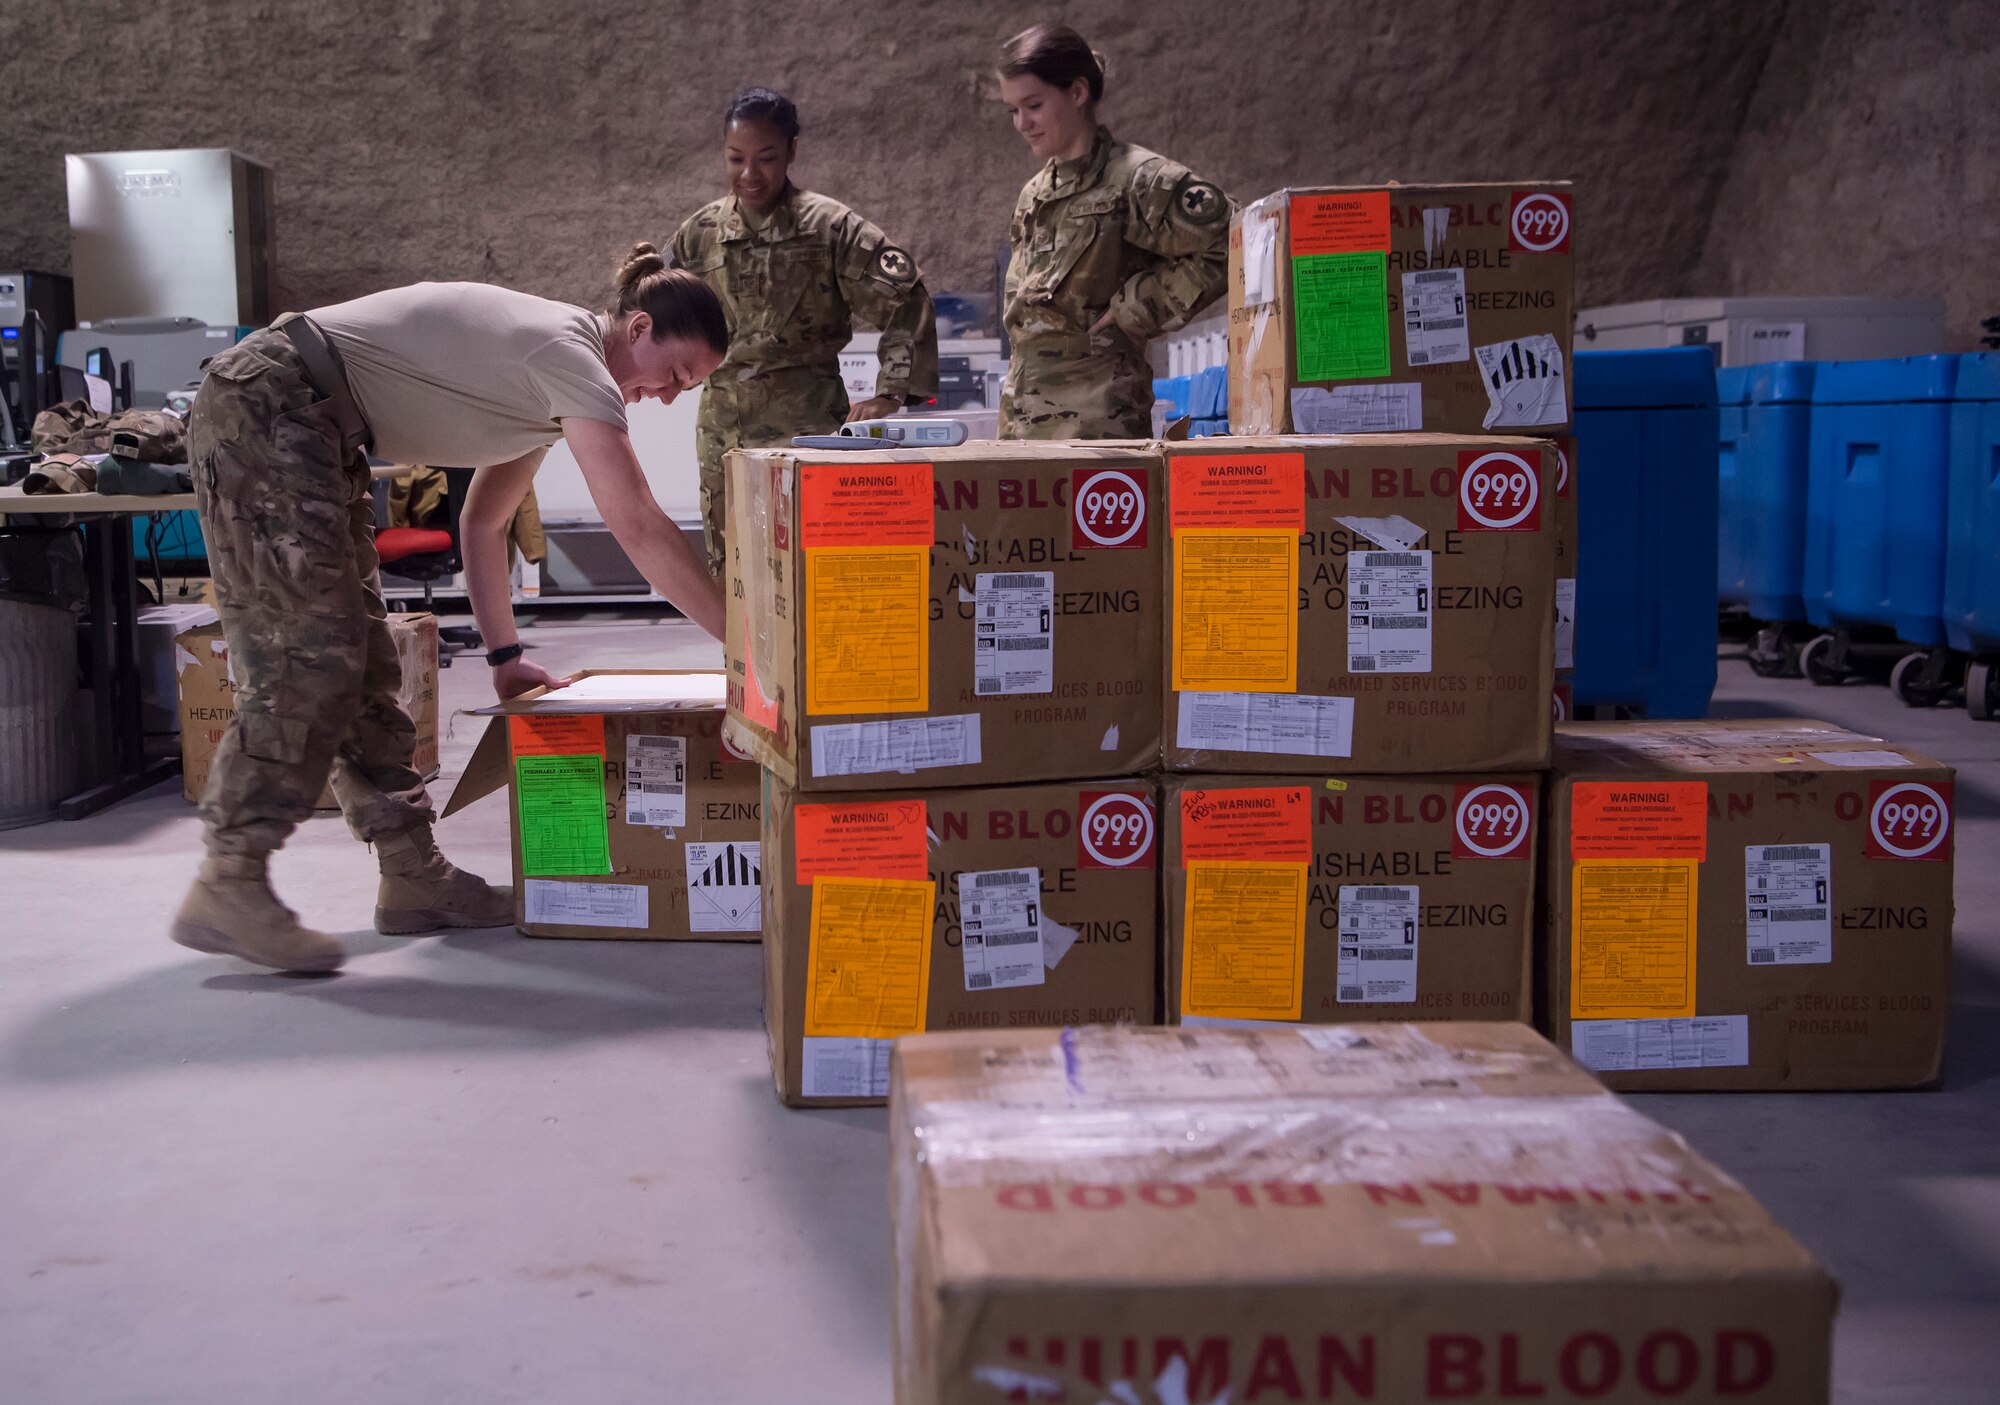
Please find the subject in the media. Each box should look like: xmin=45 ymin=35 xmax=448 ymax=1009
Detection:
xmin=1337 ymin=885 xmax=1420 ymax=1003
xmin=1744 ymin=843 xmax=1831 ymax=965
xmin=802 ymin=1036 xmax=893 ymax=1098
xmin=811 ymin=714 xmax=981 ymax=778
xmin=1041 ymin=917 xmax=1080 ymax=970
xmin=1572 ymin=1016 xmax=1750 ymax=1072
xmin=684 ymin=840 xmax=762 ymax=933
xmin=1177 ymin=692 xmax=1354 ymax=758
xmin=973 ymin=572 xmax=1054 ymax=698
xmin=1555 ymin=577 xmax=1577 ymax=671
xmin=528 ymin=672 xmax=729 ymax=705
xmin=956 ymin=867 xmax=1046 ymax=992
xmin=1474 ymin=334 xmax=1567 ymax=429
xmin=1242 ymin=211 xmax=1278 ymax=307
xmin=624 ymin=735 xmax=687 ymax=828
xmin=1401 ymin=268 xmax=1470 ymax=366
xmin=1807 ymin=750 xmax=1914 ymax=768
xmin=523 ymin=880 xmax=650 ymax=930
xmin=1348 ymin=551 xmax=1432 ymax=674
xmin=1290 ymin=384 xmax=1422 ymax=433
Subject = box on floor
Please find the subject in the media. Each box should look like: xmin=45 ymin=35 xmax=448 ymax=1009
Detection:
xmin=891 ymin=1021 xmax=1836 ymax=1405
xmin=1163 ymin=773 xmax=1540 ymax=1026
xmin=724 ymin=441 xmax=1163 ymax=791
xmin=176 ymin=612 xmax=439 ymax=807
xmin=761 ymin=773 xmax=1160 ymax=1106
xmin=1231 ymin=181 xmax=1576 ymax=437
xmin=444 ymin=671 xmax=762 ymax=941
xmin=1543 ymin=719 xmax=1953 ymax=1089
xmin=1162 ymin=435 xmax=1555 ymax=774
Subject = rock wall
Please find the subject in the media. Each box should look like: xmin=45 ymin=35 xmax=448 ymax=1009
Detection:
xmin=5 ymin=0 xmax=1785 ymax=320
xmin=1694 ymin=0 xmax=1999 ymax=350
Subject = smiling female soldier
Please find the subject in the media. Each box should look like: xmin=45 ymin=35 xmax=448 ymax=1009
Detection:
xmin=173 ymin=245 xmax=728 ymax=974
xmin=997 ymin=25 xmax=1232 ymax=439
xmin=672 ymin=86 xmax=938 ymax=573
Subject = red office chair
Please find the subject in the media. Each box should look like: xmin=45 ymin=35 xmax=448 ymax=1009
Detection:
xmin=375 ymin=465 xmax=482 ymax=664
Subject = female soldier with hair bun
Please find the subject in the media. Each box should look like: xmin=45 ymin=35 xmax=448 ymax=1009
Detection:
xmin=672 ymin=86 xmax=938 ymax=572
xmin=171 ymin=244 xmax=729 ymax=974
xmin=997 ymin=24 xmax=1232 ymax=439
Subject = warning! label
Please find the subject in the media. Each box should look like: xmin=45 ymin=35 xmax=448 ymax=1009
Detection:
xmin=1570 ymin=781 xmax=1708 ymax=859
xmin=1169 ymin=453 xmax=1306 ymax=532
xmin=508 ymin=714 xmax=606 ymax=757
xmin=793 ymin=800 xmax=929 ymax=884
xmin=1289 ymin=191 xmax=1391 ymax=256
xmin=1179 ymin=786 xmax=1312 ymax=865
xmin=798 ymin=462 xmax=933 ymax=548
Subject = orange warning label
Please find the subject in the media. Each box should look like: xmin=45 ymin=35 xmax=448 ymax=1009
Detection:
xmin=1179 ymin=786 xmax=1312 ymax=865
xmin=794 ymin=799 xmax=930 ymax=883
xmin=1570 ymin=781 xmax=1709 ymax=859
xmin=1169 ymin=452 xmax=1306 ymax=532
xmin=1289 ymin=191 xmax=1391 ymax=256
xmin=799 ymin=462 xmax=933 ymax=548
xmin=508 ymin=714 xmax=606 ymax=757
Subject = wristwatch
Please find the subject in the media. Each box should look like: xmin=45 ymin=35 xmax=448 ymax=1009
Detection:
xmin=486 ymin=642 xmax=525 ymax=667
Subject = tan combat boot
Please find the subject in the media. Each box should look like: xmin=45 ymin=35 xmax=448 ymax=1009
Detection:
xmin=373 ymin=823 xmax=513 ymax=935
xmin=170 ymin=854 xmax=346 ymax=973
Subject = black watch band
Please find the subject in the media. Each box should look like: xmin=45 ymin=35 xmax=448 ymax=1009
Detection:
xmin=486 ymin=642 xmax=525 ymax=667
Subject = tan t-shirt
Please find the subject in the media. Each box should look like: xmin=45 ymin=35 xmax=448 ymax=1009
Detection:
xmin=309 ymin=282 xmax=628 ymax=467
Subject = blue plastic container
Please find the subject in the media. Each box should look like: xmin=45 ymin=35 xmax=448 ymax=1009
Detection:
xmin=1803 ymin=355 xmax=1958 ymax=646
xmin=1191 ymin=365 xmax=1227 ymax=420
xmin=1944 ymin=352 xmax=2000 ymax=655
xmin=1572 ymin=347 xmax=1719 ymax=718
xmin=1153 ymin=376 xmax=1192 ymax=420
xmin=1716 ymin=361 xmax=1816 ymax=621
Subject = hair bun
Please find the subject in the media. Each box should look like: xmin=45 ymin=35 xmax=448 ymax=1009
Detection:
xmin=616 ymin=241 xmax=668 ymax=291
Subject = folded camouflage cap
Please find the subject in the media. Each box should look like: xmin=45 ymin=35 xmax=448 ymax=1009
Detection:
xmin=105 ymin=410 xmax=188 ymax=464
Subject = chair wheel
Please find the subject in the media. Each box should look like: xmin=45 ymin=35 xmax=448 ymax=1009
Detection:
xmin=1970 ymin=660 xmax=1999 ymax=721
xmin=1747 ymin=627 xmax=1802 ymax=679
xmin=1800 ymin=634 xmax=1844 ymax=686
xmin=1891 ymin=652 xmax=1945 ymax=708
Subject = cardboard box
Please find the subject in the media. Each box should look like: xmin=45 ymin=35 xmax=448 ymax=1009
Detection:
xmin=177 ymin=611 xmax=439 ymax=807
xmin=1163 ymin=773 xmax=1540 ymax=1026
xmin=724 ymin=442 xmax=1163 ymax=792
xmin=443 ymin=671 xmax=762 ymax=941
xmin=891 ymin=1021 xmax=1837 ymax=1405
xmin=761 ymin=773 xmax=1161 ymax=1106
xmin=1544 ymin=720 xmax=1954 ymax=1089
xmin=1163 ymin=436 xmax=1554 ymax=774
xmin=1230 ymin=182 xmax=1576 ymax=437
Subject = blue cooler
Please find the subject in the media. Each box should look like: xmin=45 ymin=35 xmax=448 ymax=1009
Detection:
xmin=1572 ymin=347 xmax=1719 ymax=718
xmin=1944 ymin=352 xmax=2000 ymax=716
xmin=1802 ymin=356 xmax=1958 ymax=647
xmin=1717 ymin=361 xmax=1816 ymax=621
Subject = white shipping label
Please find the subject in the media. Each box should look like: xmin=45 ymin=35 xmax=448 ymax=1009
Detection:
xmin=973 ymin=572 xmax=1054 ymax=697
xmin=811 ymin=714 xmax=981 ymax=778
xmin=1744 ymin=843 xmax=1831 ymax=965
xmin=1401 ymin=268 xmax=1470 ymax=366
xmin=1807 ymin=750 xmax=1914 ymax=768
xmin=1337 ymin=885 xmax=1419 ymax=1004
xmin=1177 ymin=691 xmax=1355 ymax=758
xmin=624 ymin=734 xmax=687 ymax=828
xmin=1571 ymin=1017 xmax=1750 ymax=1072
xmin=801 ymin=1036 xmax=893 ymax=1098
xmin=1290 ymin=384 xmax=1423 ymax=434
xmin=523 ymin=880 xmax=650 ymax=931
xmin=1243 ymin=211 xmax=1279 ymax=307
xmin=1474 ymin=335 xmax=1567 ymax=429
xmin=956 ymin=867 xmax=1046 ymax=992
xmin=684 ymin=840 xmax=762 ymax=933
xmin=1348 ymin=551 xmax=1432 ymax=674
xmin=1555 ymin=577 xmax=1577 ymax=671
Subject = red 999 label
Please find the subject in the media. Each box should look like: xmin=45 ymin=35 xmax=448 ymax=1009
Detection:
xmin=1458 ymin=450 xmax=1542 ymax=532
xmin=1453 ymin=783 xmax=1533 ymax=860
xmin=1078 ymin=791 xmax=1157 ymax=869
xmin=1866 ymin=780 xmax=1952 ymax=860
xmin=1071 ymin=467 xmax=1150 ymax=549
xmin=1509 ymin=191 xmax=1572 ymax=253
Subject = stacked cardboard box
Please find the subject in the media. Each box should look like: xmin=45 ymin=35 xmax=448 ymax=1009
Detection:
xmin=726 ymin=443 xmax=1169 ymax=1106
xmin=1543 ymin=719 xmax=1953 ymax=1089
xmin=443 ymin=671 xmax=763 ymax=941
xmin=891 ymin=1021 xmax=1838 ymax=1404
xmin=1159 ymin=434 xmax=1558 ymax=1028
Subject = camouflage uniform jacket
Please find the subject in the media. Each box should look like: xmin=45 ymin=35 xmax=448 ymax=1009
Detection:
xmin=1000 ymin=128 xmax=1232 ymax=440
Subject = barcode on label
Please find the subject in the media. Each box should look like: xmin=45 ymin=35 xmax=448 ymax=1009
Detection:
xmin=976 ymin=679 xmax=1000 ymax=693
xmin=1750 ymin=949 xmax=1775 ymax=963
xmin=967 ymin=973 xmax=992 ymax=989
xmin=1772 ymin=909 xmax=1827 ymax=922
xmin=1355 ymin=887 xmax=1409 ymax=900
xmin=1414 ymin=271 xmax=1457 ymax=284
xmin=1762 ymin=846 xmax=1821 ymax=860
xmin=1370 ymin=615 xmax=1428 ymax=629
xmin=641 ymin=784 xmax=682 ymax=793
xmin=998 ymin=638 xmax=1049 ymax=651
xmin=991 ymin=573 xmax=1043 ymax=589
xmin=1366 ymin=553 xmax=1426 ymax=567
xmin=1350 ymin=657 xmax=1376 ymax=671
xmin=984 ymin=929 xmax=1039 ymax=947
xmin=1339 ymin=986 xmax=1366 ymax=1001
xmin=973 ymin=870 xmax=1032 ymax=888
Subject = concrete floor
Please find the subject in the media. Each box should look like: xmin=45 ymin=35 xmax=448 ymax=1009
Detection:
xmin=2 ymin=615 xmax=1996 ymax=1404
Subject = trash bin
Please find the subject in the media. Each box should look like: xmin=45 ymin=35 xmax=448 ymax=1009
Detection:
xmin=0 ymin=595 xmax=79 ymax=828
xmin=1944 ymin=352 xmax=2000 ymax=718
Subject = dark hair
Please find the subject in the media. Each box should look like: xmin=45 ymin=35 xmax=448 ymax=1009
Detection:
xmin=724 ymin=86 xmax=801 ymax=142
xmin=610 ymin=243 xmax=729 ymax=355
xmin=999 ymin=24 xmax=1105 ymax=102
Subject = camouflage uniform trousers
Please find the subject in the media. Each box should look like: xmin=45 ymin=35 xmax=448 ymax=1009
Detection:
xmin=695 ymin=365 xmax=849 ymax=572
xmin=187 ymin=329 xmax=434 ymax=858
xmin=998 ymin=332 xmax=1154 ymax=441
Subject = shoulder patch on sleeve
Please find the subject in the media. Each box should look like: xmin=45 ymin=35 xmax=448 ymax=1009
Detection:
xmin=1173 ymin=176 xmax=1228 ymax=227
xmin=875 ymin=246 xmax=916 ymax=283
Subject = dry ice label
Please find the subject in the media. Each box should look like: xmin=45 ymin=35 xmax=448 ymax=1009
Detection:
xmin=1508 ymin=190 xmax=1572 ymax=253
xmin=685 ymin=841 xmax=762 ymax=933
xmin=1070 ymin=466 xmax=1149 ymax=549
xmin=1456 ymin=449 xmax=1542 ymax=531
xmin=1866 ymin=780 xmax=1952 ymax=860
xmin=1078 ymin=791 xmax=1157 ymax=870
xmin=1452 ymin=783 xmax=1533 ymax=860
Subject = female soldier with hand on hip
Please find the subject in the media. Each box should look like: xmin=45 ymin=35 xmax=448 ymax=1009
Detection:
xmin=672 ymin=86 xmax=938 ymax=573
xmin=173 ymin=245 xmax=728 ymax=974
xmin=997 ymin=24 xmax=1232 ymax=439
